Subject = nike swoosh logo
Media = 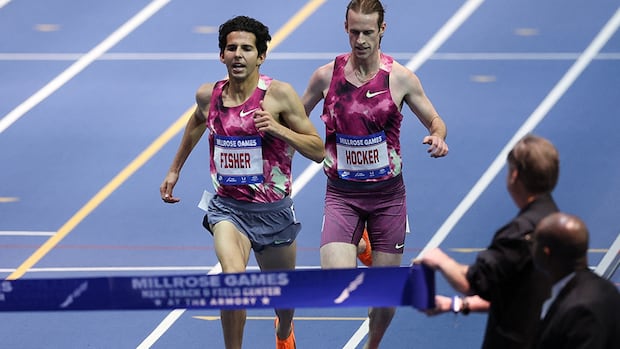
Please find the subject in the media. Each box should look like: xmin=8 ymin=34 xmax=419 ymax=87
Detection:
xmin=395 ymin=243 xmax=405 ymax=249
xmin=240 ymin=108 xmax=259 ymax=117
xmin=273 ymin=238 xmax=292 ymax=245
xmin=365 ymin=90 xmax=388 ymax=98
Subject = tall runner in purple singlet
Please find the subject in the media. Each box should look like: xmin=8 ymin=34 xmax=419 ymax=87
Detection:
xmin=161 ymin=16 xmax=324 ymax=349
xmin=301 ymin=1 xmax=449 ymax=348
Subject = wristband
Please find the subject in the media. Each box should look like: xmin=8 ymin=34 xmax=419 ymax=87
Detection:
xmin=451 ymin=295 xmax=470 ymax=315
xmin=451 ymin=295 xmax=462 ymax=313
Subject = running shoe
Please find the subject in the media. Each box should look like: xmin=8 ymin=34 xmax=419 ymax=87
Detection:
xmin=275 ymin=317 xmax=296 ymax=349
xmin=357 ymin=228 xmax=373 ymax=266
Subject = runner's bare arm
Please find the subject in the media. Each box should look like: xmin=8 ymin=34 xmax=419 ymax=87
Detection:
xmin=258 ymin=80 xmax=324 ymax=163
xmin=159 ymin=83 xmax=212 ymax=202
xmin=394 ymin=64 xmax=449 ymax=158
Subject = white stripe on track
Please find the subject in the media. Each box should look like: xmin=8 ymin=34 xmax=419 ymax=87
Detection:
xmin=0 ymin=265 xmax=321 ymax=274
xmin=343 ymin=1 xmax=485 ymax=347
xmin=418 ymin=6 xmax=620 ymax=259
xmin=2 ymin=52 xmax=620 ymax=61
xmin=595 ymin=233 xmax=620 ymax=277
xmin=0 ymin=231 xmax=55 ymax=236
xmin=135 ymin=309 xmax=185 ymax=349
xmin=0 ymin=0 xmax=171 ymax=134
xmin=405 ymin=0 xmax=484 ymax=72
xmin=135 ymin=264 xmax=222 ymax=349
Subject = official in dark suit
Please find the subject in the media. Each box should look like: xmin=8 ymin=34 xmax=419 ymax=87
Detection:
xmin=416 ymin=134 xmax=560 ymax=349
xmin=532 ymin=212 xmax=620 ymax=349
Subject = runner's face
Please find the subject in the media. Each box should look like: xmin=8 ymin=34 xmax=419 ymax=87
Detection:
xmin=220 ymin=31 xmax=265 ymax=80
xmin=345 ymin=10 xmax=384 ymax=59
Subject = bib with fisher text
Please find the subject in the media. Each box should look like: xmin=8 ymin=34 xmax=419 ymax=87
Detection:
xmin=213 ymin=134 xmax=263 ymax=185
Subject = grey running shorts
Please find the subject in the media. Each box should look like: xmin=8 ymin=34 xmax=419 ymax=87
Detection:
xmin=203 ymin=195 xmax=301 ymax=252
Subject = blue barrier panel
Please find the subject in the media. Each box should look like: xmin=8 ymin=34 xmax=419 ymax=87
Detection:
xmin=0 ymin=265 xmax=435 ymax=311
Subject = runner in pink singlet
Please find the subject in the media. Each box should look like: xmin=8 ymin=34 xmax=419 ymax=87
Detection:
xmin=322 ymin=52 xmax=404 ymax=183
xmin=321 ymin=52 xmax=408 ymax=255
xmin=301 ymin=1 xmax=449 ymax=348
xmin=160 ymin=16 xmax=323 ymax=349
xmin=207 ymin=75 xmax=294 ymax=203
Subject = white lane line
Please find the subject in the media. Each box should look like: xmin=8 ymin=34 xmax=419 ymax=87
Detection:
xmin=135 ymin=309 xmax=185 ymax=349
xmin=595 ymin=233 xmax=620 ymax=278
xmin=342 ymin=319 xmax=370 ymax=349
xmin=419 ymin=6 xmax=620 ymax=259
xmin=136 ymin=263 xmax=222 ymax=349
xmin=0 ymin=0 xmax=171 ymax=134
xmin=0 ymin=266 xmax=321 ymax=274
xmin=343 ymin=1 xmax=485 ymax=348
xmin=0 ymin=231 xmax=55 ymax=236
xmin=405 ymin=0 xmax=485 ymax=72
xmin=291 ymin=162 xmax=323 ymax=196
xmin=2 ymin=52 xmax=620 ymax=61
xmin=430 ymin=52 xmax=620 ymax=60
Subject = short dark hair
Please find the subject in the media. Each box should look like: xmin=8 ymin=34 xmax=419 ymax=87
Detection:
xmin=507 ymin=134 xmax=559 ymax=194
xmin=218 ymin=16 xmax=271 ymax=56
xmin=346 ymin=0 xmax=385 ymax=28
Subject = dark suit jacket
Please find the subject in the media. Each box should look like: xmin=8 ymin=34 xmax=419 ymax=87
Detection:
xmin=532 ymin=269 xmax=620 ymax=349
xmin=466 ymin=194 xmax=558 ymax=349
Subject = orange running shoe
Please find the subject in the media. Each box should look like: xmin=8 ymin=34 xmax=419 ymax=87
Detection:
xmin=275 ymin=317 xmax=296 ymax=349
xmin=357 ymin=228 xmax=372 ymax=266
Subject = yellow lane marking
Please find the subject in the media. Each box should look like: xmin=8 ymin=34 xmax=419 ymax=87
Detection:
xmin=6 ymin=106 xmax=193 ymax=280
xmin=6 ymin=0 xmax=327 ymax=281
xmin=449 ymin=248 xmax=485 ymax=253
xmin=0 ymin=197 xmax=19 ymax=203
xmin=34 ymin=24 xmax=61 ymax=32
xmin=514 ymin=28 xmax=539 ymax=36
xmin=269 ymin=0 xmax=326 ymax=50
xmin=470 ymin=75 xmax=496 ymax=83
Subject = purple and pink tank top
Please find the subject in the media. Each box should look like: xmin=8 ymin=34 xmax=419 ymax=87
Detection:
xmin=321 ymin=53 xmax=404 ymax=182
xmin=207 ymin=75 xmax=294 ymax=203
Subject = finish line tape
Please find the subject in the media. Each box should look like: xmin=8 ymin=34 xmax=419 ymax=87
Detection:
xmin=0 ymin=265 xmax=435 ymax=311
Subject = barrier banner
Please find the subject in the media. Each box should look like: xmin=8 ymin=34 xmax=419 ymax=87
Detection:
xmin=0 ymin=265 xmax=435 ymax=312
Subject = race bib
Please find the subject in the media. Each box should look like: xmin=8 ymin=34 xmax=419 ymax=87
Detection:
xmin=336 ymin=131 xmax=389 ymax=180
xmin=213 ymin=134 xmax=263 ymax=185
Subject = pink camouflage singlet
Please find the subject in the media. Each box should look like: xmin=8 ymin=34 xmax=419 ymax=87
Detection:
xmin=207 ymin=75 xmax=295 ymax=203
xmin=321 ymin=53 xmax=404 ymax=183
